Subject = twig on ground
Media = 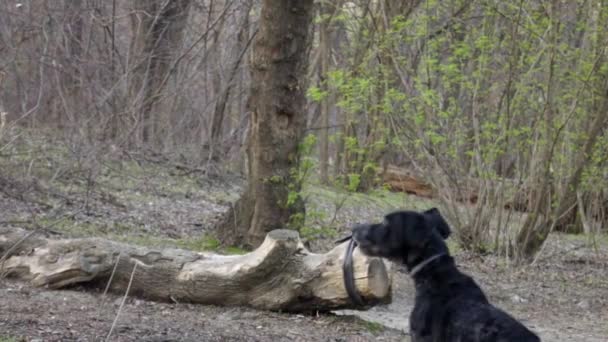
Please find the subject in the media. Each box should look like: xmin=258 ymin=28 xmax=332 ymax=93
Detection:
xmin=99 ymin=252 xmax=122 ymax=310
xmin=105 ymin=262 xmax=138 ymax=342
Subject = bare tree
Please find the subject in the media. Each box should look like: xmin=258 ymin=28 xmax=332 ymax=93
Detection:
xmin=209 ymin=1 xmax=253 ymax=158
xmin=128 ymin=0 xmax=192 ymax=146
xmin=219 ymin=0 xmax=315 ymax=247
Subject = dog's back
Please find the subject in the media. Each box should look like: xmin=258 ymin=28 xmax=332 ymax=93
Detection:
xmin=409 ymin=256 xmax=540 ymax=342
xmin=443 ymin=299 xmax=540 ymax=342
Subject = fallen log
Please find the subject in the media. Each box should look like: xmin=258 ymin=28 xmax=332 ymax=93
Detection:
xmin=382 ymin=165 xmax=434 ymax=198
xmin=382 ymin=164 xmax=536 ymax=212
xmin=0 ymin=227 xmax=391 ymax=312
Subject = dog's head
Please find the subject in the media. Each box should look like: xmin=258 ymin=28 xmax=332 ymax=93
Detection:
xmin=352 ymin=208 xmax=451 ymax=265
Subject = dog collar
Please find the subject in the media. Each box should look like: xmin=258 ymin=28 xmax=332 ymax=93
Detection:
xmin=409 ymin=253 xmax=445 ymax=277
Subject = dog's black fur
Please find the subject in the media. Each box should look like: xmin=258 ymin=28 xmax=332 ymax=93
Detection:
xmin=352 ymin=208 xmax=540 ymax=342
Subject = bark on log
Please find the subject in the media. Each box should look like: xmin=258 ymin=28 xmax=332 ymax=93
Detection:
xmin=0 ymin=228 xmax=391 ymax=312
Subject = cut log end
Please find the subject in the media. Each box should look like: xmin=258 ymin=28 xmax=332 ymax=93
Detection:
xmin=366 ymin=258 xmax=391 ymax=299
xmin=349 ymin=246 xmax=392 ymax=307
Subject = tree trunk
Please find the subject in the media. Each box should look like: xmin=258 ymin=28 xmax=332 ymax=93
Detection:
xmin=208 ymin=2 xmax=228 ymax=146
xmin=61 ymin=0 xmax=83 ymax=127
xmin=318 ymin=2 xmax=333 ymax=185
xmin=128 ymin=0 xmax=192 ymax=146
xmin=218 ymin=0 xmax=314 ymax=247
xmin=334 ymin=110 xmax=345 ymax=178
xmin=0 ymin=228 xmax=391 ymax=312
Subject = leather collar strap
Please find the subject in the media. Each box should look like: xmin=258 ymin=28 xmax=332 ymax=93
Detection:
xmin=409 ymin=253 xmax=445 ymax=277
xmin=342 ymin=238 xmax=365 ymax=306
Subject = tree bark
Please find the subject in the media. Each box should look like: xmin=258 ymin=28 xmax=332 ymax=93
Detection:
xmin=0 ymin=228 xmax=391 ymax=312
xmin=218 ymin=0 xmax=314 ymax=247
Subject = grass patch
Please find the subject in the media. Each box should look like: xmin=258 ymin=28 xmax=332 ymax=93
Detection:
xmin=110 ymin=234 xmax=179 ymax=248
xmin=223 ymin=246 xmax=248 ymax=255
xmin=175 ymin=235 xmax=221 ymax=252
xmin=303 ymin=183 xmax=437 ymax=214
xmin=329 ymin=315 xmax=387 ymax=335
xmin=561 ymin=232 xmax=608 ymax=245
xmin=362 ymin=320 xmax=385 ymax=334
xmin=23 ymin=214 xmax=244 ymax=255
xmin=0 ymin=336 xmax=19 ymax=342
xmin=300 ymin=182 xmax=440 ymax=243
xmin=111 ymin=234 xmax=228 ymax=253
xmin=299 ymin=225 xmax=339 ymax=241
xmin=33 ymin=217 xmax=107 ymax=237
xmin=115 ymin=234 xmax=248 ymax=255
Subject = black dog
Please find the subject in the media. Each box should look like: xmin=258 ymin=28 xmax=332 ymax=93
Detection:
xmin=352 ymin=208 xmax=540 ymax=342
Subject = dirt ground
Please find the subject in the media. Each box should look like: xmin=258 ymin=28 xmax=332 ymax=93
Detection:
xmin=1 ymin=155 xmax=607 ymax=341
xmin=0 ymin=279 xmax=405 ymax=341
xmin=2 ymin=242 xmax=606 ymax=341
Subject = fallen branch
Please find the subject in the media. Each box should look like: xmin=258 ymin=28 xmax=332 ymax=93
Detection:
xmin=0 ymin=227 xmax=391 ymax=312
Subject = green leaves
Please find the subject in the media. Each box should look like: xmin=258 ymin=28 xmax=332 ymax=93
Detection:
xmin=307 ymin=85 xmax=328 ymax=102
xmin=346 ymin=173 xmax=361 ymax=192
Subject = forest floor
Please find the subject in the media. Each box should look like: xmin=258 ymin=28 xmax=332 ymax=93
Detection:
xmin=0 ymin=134 xmax=607 ymax=341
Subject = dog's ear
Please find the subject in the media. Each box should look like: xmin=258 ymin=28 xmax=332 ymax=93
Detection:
xmin=423 ymin=207 xmax=451 ymax=239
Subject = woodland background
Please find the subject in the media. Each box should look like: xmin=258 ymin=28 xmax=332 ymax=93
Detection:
xmin=1 ymin=0 xmax=607 ymax=262
xmin=1 ymin=1 xmax=608 ymax=341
